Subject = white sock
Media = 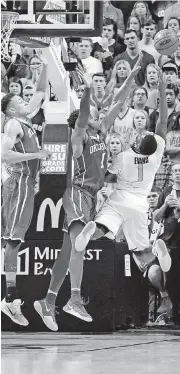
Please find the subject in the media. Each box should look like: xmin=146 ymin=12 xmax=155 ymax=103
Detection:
xmin=48 ymin=290 xmax=58 ymax=296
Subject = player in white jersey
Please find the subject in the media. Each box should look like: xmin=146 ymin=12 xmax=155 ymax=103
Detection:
xmin=75 ymin=72 xmax=171 ymax=278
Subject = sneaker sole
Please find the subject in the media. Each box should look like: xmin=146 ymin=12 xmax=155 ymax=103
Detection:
xmin=155 ymin=239 xmax=172 ymax=272
xmin=1 ymin=305 xmax=29 ymax=326
xmin=34 ymin=301 xmax=58 ymax=331
xmin=63 ymin=304 xmax=93 ymax=323
xmin=75 ymin=221 xmax=96 ymax=252
xmin=154 ymin=312 xmax=168 ymax=325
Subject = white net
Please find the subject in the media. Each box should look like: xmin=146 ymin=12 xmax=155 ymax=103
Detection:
xmin=1 ymin=12 xmax=19 ymax=61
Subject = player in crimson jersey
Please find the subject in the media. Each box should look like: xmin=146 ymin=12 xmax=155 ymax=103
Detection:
xmin=1 ymin=61 xmax=51 ymax=326
xmin=75 ymin=72 xmax=172 ymax=315
xmin=33 ymin=59 xmax=143 ymax=331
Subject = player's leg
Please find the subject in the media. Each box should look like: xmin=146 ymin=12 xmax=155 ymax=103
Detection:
xmin=123 ymin=209 xmax=172 ymax=317
xmin=75 ymin=202 xmax=121 ymax=252
xmin=34 ymin=232 xmax=72 ymax=331
xmin=1 ymin=239 xmax=29 ymax=326
xmin=148 ymin=264 xmax=172 ymax=316
xmin=1 ymin=175 xmax=32 ymax=326
xmin=63 ymin=220 xmax=93 ymax=322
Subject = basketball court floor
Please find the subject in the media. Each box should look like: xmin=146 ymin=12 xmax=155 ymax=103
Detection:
xmin=2 ymin=330 xmax=180 ymax=374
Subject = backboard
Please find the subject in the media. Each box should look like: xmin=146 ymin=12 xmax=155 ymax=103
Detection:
xmin=2 ymin=0 xmax=103 ymax=38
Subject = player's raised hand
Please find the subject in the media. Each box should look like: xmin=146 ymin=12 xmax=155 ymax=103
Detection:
xmin=38 ymin=149 xmax=52 ymax=160
xmin=130 ymin=51 xmax=143 ymax=78
xmin=158 ymin=70 xmax=168 ymax=88
xmin=76 ymin=65 xmax=92 ymax=88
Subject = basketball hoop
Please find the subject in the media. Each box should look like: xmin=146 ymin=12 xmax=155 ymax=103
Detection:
xmin=1 ymin=11 xmax=19 ymax=62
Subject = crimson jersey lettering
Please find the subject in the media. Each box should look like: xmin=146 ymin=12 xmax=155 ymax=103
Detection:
xmin=72 ymin=134 xmax=107 ymax=195
xmin=9 ymin=119 xmax=39 ymax=179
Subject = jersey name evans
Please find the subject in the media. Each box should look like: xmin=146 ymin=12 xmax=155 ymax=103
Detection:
xmin=90 ymin=142 xmax=106 ymax=154
xmin=134 ymin=156 xmax=149 ymax=165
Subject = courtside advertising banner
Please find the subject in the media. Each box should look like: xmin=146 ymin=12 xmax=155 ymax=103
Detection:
xmin=41 ymin=143 xmax=68 ymax=174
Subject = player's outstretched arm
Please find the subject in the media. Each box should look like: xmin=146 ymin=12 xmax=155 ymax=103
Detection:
xmin=26 ymin=59 xmax=48 ymax=116
xmin=1 ymin=120 xmax=51 ymax=164
xmin=71 ymin=67 xmax=91 ymax=158
xmin=101 ymin=52 xmax=143 ymax=134
xmin=155 ymin=72 xmax=168 ymax=140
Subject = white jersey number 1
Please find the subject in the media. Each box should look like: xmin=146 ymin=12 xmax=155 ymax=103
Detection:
xmin=101 ymin=152 xmax=106 ymax=169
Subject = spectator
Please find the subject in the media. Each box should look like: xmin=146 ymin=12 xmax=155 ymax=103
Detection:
xmin=154 ymin=162 xmax=180 ymax=325
xmin=147 ymin=186 xmax=162 ymax=235
xmin=131 ymin=87 xmax=150 ymax=114
xmin=163 ymin=2 xmax=180 ymax=29
xmin=114 ymin=29 xmax=155 ymax=86
xmin=106 ymin=60 xmax=133 ymax=93
xmin=21 ymin=54 xmax=43 ymax=87
xmin=166 ymin=16 xmax=180 ymax=35
xmin=109 ymin=93 xmax=135 ymax=151
xmin=77 ymin=38 xmax=103 ymax=77
xmin=75 ymin=83 xmax=85 ymax=99
xmin=84 ymin=13 xmax=90 ymax=24
xmin=102 ymin=0 xmax=125 ymax=39
xmin=144 ymin=63 xmax=159 ymax=110
xmin=8 ymin=76 xmax=23 ymax=97
xmin=131 ymin=1 xmax=152 ymax=26
xmin=165 ymin=112 xmax=180 ymax=163
xmin=147 ymin=186 xmax=169 ymax=325
xmin=92 ymin=18 xmax=125 ymax=74
xmin=132 ymin=108 xmax=149 ymax=136
xmin=7 ymin=43 xmax=35 ymax=79
xmin=23 ymin=83 xmax=46 ymax=148
xmin=138 ymin=20 xmax=161 ymax=65
xmin=96 ymin=132 xmax=121 ymax=212
xmin=162 ymin=61 xmax=179 ymax=85
xmin=23 ymin=84 xmax=36 ymax=103
xmin=150 ymin=83 xmax=180 ymax=133
xmin=91 ymin=73 xmax=112 ymax=110
xmin=150 ymin=84 xmax=180 ymax=191
xmin=127 ymin=15 xmax=142 ymax=39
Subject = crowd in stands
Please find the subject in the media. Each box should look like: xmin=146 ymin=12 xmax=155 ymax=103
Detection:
xmin=1 ymin=1 xmax=180 ymax=325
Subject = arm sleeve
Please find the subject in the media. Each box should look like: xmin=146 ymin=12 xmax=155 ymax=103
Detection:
xmin=153 ymin=134 xmax=165 ymax=168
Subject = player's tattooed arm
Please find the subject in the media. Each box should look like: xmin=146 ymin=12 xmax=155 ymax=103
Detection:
xmin=1 ymin=119 xmax=51 ymax=164
xmin=101 ymin=53 xmax=143 ymax=134
xmin=71 ymin=66 xmax=91 ymax=158
xmin=155 ymin=71 xmax=168 ymax=140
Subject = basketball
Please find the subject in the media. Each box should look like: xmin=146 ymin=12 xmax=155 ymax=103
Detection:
xmin=154 ymin=29 xmax=179 ymax=55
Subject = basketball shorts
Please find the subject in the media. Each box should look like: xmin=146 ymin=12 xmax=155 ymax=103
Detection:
xmin=95 ymin=190 xmax=150 ymax=251
xmin=1 ymin=173 xmax=36 ymax=242
xmin=63 ymin=186 xmax=97 ymax=232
